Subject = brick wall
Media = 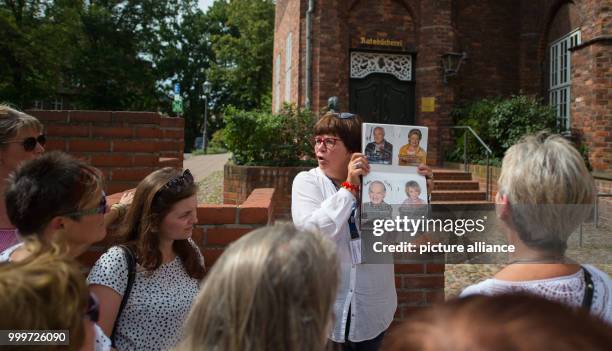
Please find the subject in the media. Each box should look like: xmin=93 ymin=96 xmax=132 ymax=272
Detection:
xmin=223 ymin=163 xmax=311 ymax=220
xmin=27 ymin=110 xmax=184 ymax=194
xmin=272 ymin=0 xmax=303 ymax=110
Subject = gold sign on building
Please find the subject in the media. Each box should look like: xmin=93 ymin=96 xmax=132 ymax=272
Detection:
xmin=421 ymin=97 xmax=436 ymax=112
xmin=360 ymin=37 xmax=403 ymax=48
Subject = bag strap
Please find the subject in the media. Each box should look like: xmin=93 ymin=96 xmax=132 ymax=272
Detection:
xmin=110 ymin=245 xmax=137 ymax=347
xmin=581 ymin=266 xmax=594 ymax=311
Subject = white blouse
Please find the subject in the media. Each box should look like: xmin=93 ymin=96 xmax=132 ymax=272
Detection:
xmin=292 ymin=167 xmax=396 ymax=343
xmin=87 ymin=240 xmax=203 ymax=350
xmin=460 ymin=264 xmax=612 ymax=324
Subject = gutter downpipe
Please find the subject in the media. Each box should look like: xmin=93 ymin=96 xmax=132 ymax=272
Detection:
xmin=305 ymin=0 xmax=314 ymax=109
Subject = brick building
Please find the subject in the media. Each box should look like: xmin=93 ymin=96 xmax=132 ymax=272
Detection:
xmin=272 ymin=0 xmax=611 ymax=171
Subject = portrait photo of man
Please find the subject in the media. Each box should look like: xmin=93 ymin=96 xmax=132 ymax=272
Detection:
xmin=365 ymin=126 xmax=393 ymax=165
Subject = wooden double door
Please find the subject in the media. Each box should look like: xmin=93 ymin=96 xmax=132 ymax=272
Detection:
xmin=349 ymin=73 xmax=415 ymax=125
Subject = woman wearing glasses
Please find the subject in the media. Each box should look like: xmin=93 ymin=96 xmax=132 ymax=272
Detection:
xmin=88 ymin=167 xmax=205 ymax=351
xmin=0 ymin=151 xmax=112 ymax=351
xmin=292 ymin=112 xmax=432 ymax=351
xmin=0 ymin=105 xmax=45 ymax=251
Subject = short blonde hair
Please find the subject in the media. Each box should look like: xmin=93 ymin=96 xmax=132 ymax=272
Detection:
xmin=498 ymin=132 xmax=594 ymax=253
xmin=176 ymin=222 xmax=339 ymax=351
xmin=0 ymin=253 xmax=88 ymax=350
xmin=0 ymin=104 xmax=43 ymax=145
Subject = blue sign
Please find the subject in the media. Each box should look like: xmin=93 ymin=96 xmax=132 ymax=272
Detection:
xmin=174 ymin=83 xmax=180 ymax=94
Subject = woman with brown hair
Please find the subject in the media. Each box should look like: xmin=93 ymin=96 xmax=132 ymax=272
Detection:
xmin=0 ymin=253 xmax=98 ymax=351
xmin=292 ymin=112 xmax=432 ymax=350
xmin=384 ymin=294 xmax=612 ymax=351
xmin=88 ymin=167 xmax=205 ymax=351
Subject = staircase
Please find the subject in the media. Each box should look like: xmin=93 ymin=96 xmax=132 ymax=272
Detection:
xmin=430 ymin=169 xmax=492 ymax=204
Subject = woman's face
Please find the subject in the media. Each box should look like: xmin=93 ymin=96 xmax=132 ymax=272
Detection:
xmin=409 ymin=133 xmax=420 ymax=147
xmin=0 ymin=127 xmax=45 ymax=174
xmin=62 ymin=189 xmax=107 ymax=247
xmin=315 ymin=134 xmax=352 ymax=180
xmin=159 ymin=195 xmax=198 ymax=242
xmin=408 ymin=186 xmax=421 ymax=200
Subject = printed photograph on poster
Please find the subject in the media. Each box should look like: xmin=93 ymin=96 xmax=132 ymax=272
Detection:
xmin=361 ymin=173 xmax=428 ymax=221
xmin=362 ymin=123 xmax=428 ymax=168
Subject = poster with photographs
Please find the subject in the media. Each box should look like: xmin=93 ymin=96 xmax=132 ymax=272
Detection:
xmin=361 ymin=123 xmax=429 ymax=222
xmin=362 ymin=123 xmax=428 ymax=169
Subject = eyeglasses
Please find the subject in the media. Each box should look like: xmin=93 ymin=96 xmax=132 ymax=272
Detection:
xmin=85 ymin=293 xmax=99 ymax=323
xmin=314 ymin=136 xmax=341 ymax=150
xmin=63 ymin=192 xmax=107 ymax=217
xmin=332 ymin=112 xmax=356 ymax=119
xmin=2 ymin=134 xmax=46 ymax=151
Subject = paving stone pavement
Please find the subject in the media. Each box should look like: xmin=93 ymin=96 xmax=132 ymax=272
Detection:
xmin=183 ymin=153 xmax=230 ymax=182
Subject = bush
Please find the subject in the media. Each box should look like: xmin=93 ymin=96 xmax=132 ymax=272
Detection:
xmin=449 ymin=95 xmax=557 ymax=162
xmin=223 ymin=104 xmax=316 ymax=166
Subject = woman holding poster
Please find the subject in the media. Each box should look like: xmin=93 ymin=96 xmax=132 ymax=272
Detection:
xmin=292 ymin=111 xmax=431 ymax=351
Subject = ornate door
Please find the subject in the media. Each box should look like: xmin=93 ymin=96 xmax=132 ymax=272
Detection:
xmin=349 ymin=52 xmax=415 ymax=125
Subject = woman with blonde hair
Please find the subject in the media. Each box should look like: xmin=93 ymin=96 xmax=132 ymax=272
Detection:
xmin=176 ymin=222 xmax=339 ymax=351
xmin=0 ymin=253 xmax=98 ymax=351
xmin=461 ymin=132 xmax=611 ymax=323
xmin=0 ymin=104 xmax=45 ymax=251
xmin=88 ymin=167 xmax=204 ymax=350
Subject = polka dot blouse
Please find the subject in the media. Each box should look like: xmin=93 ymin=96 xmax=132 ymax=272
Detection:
xmin=87 ymin=240 xmax=203 ymax=351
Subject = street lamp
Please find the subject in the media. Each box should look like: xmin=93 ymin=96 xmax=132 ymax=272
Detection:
xmin=202 ymin=81 xmax=211 ymax=152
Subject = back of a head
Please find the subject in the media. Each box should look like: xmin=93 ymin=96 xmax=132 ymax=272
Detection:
xmin=0 ymin=253 xmax=89 ymax=350
xmin=384 ymin=294 xmax=612 ymax=351
xmin=497 ymin=132 xmax=595 ymax=252
xmin=5 ymin=151 xmax=103 ymax=236
xmin=177 ymin=222 xmax=339 ymax=351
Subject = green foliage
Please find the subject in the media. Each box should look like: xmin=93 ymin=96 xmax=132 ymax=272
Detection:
xmin=223 ymin=104 xmax=316 ymax=166
xmin=0 ymin=0 xmax=276 ymax=153
xmin=449 ymin=95 xmax=558 ymax=162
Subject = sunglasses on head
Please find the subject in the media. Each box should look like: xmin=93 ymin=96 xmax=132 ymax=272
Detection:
xmin=2 ymin=134 xmax=46 ymax=151
xmin=155 ymin=169 xmax=195 ymax=199
xmin=63 ymin=192 xmax=107 ymax=217
xmin=332 ymin=112 xmax=356 ymax=120
xmin=86 ymin=293 xmax=99 ymax=323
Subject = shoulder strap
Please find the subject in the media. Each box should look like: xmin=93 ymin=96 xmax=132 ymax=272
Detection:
xmin=581 ymin=266 xmax=594 ymax=311
xmin=110 ymin=245 xmax=137 ymax=347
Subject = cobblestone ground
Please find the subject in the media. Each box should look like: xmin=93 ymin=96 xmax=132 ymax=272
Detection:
xmin=196 ymin=170 xmax=223 ymax=204
xmin=446 ymin=223 xmax=612 ymax=298
xmin=195 ymin=171 xmax=611 ymax=299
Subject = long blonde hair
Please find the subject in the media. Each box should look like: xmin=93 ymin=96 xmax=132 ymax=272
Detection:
xmin=0 ymin=253 xmax=89 ymax=350
xmin=176 ymin=222 xmax=339 ymax=351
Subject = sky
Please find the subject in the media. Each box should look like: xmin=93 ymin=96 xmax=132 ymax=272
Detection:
xmin=198 ymin=0 xmax=215 ymax=11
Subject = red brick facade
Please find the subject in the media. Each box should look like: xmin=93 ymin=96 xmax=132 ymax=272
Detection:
xmin=27 ymin=110 xmax=184 ymax=194
xmin=273 ymin=0 xmax=611 ymax=172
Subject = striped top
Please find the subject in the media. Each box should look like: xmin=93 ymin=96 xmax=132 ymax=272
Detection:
xmin=0 ymin=228 xmax=19 ymax=253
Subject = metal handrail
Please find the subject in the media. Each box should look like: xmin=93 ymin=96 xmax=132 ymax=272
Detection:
xmin=578 ymin=193 xmax=611 ymax=247
xmin=446 ymin=126 xmax=494 ymax=201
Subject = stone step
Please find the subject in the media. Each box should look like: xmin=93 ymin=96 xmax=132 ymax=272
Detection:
xmin=430 ymin=190 xmax=487 ymax=201
xmin=432 ymin=170 xmax=472 ymax=181
xmin=433 ymin=180 xmax=480 ymax=190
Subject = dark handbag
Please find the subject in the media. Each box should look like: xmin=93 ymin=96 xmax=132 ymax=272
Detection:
xmin=110 ymin=245 xmax=137 ymax=348
xmin=581 ymin=266 xmax=594 ymax=311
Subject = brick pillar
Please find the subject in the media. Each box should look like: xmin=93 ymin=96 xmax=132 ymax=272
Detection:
xmin=416 ymin=0 xmax=455 ymax=165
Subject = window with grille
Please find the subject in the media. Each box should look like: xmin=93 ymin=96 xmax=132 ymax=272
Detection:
xmin=549 ymin=29 xmax=580 ymax=131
